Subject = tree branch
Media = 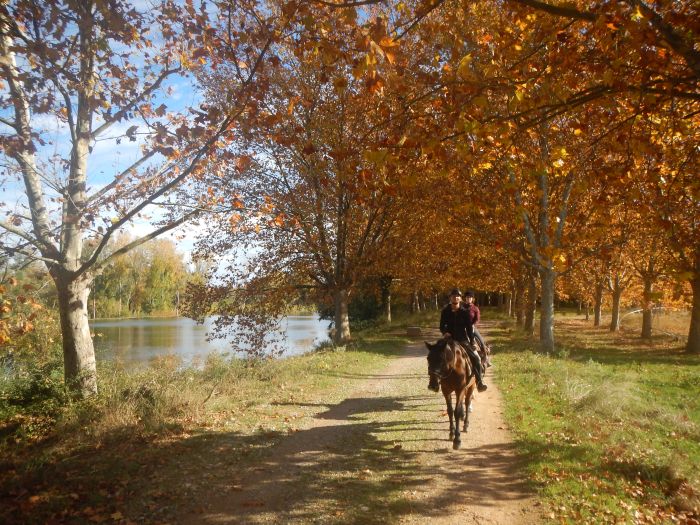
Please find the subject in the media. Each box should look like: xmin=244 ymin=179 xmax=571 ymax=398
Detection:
xmin=0 ymin=116 xmax=17 ymax=130
xmin=507 ymin=0 xmax=596 ymax=21
xmin=91 ymin=66 xmax=181 ymax=139
xmin=90 ymin=209 xmax=199 ymax=274
xmin=86 ymin=149 xmax=158 ymax=205
xmin=0 ymin=220 xmax=56 ymax=255
xmin=629 ymin=0 xmax=700 ymax=80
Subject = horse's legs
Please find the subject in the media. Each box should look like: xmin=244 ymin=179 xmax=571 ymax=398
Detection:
xmin=445 ymin=393 xmax=454 ymax=440
xmin=463 ymin=384 xmax=476 ymax=432
xmin=453 ymin=394 xmax=464 ymax=450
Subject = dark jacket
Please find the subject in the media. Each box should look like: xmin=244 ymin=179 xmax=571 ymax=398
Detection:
xmin=440 ymin=304 xmax=474 ymax=343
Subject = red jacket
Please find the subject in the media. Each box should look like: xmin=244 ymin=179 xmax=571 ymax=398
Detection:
xmin=466 ymin=303 xmax=480 ymax=326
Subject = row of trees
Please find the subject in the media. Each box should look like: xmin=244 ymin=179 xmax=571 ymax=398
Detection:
xmin=189 ymin=0 xmax=698 ymax=355
xmin=1 ymin=0 xmax=697 ymax=396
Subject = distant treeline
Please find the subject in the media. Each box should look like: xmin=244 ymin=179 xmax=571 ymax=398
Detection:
xmin=91 ymin=238 xmax=200 ymax=318
xmin=3 ymin=237 xmax=203 ymax=320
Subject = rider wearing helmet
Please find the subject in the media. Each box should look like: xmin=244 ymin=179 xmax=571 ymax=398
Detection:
xmin=463 ymin=291 xmax=486 ymax=352
xmin=429 ymin=288 xmax=488 ymax=393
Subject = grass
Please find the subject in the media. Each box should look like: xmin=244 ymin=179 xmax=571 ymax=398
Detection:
xmin=492 ymin=314 xmax=700 ymax=524
xmin=6 ymin=306 xmax=697 ymax=524
xmin=0 ymin=327 xmax=413 ymax=524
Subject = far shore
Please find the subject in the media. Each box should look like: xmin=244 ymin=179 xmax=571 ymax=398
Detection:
xmin=89 ymin=310 xmax=319 ymax=322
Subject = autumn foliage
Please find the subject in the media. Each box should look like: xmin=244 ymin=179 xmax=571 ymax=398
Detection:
xmin=1 ymin=0 xmax=698 ymax=399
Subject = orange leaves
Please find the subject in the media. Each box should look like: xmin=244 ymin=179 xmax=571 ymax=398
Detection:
xmin=0 ymin=277 xmax=44 ymax=347
xmin=287 ymin=96 xmax=300 ymax=116
xmin=302 ymin=143 xmax=317 ymax=156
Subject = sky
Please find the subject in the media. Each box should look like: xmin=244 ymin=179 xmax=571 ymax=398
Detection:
xmin=0 ymin=4 xmax=207 ymax=266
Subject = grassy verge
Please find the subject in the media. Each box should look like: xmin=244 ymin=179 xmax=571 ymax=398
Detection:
xmin=0 ymin=326 xmax=413 ymax=524
xmin=492 ymin=316 xmax=700 ymax=524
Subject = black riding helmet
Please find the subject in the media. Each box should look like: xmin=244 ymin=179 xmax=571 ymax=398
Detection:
xmin=449 ymin=288 xmax=463 ymax=297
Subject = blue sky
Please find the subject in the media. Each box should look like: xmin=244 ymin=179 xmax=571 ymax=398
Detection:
xmin=1 ymin=3 xmax=208 ymax=263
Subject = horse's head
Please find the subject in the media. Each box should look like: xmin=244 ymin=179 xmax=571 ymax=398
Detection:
xmin=425 ymin=338 xmax=451 ymax=383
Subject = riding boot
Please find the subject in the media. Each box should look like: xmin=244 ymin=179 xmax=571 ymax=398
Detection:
xmin=467 ymin=346 xmax=488 ymax=392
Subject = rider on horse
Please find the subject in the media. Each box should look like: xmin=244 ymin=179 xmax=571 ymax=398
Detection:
xmin=463 ymin=290 xmax=491 ymax=367
xmin=428 ymin=288 xmax=488 ymax=393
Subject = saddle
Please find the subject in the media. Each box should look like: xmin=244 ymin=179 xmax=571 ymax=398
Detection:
xmin=454 ymin=341 xmax=481 ymax=376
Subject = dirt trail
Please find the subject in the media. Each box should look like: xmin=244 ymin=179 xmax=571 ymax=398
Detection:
xmin=187 ymin=325 xmax=542 ymax=524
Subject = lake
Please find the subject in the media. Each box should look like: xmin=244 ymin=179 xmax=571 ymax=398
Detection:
xmin=90 ymin=315 xmax=331 ymax=369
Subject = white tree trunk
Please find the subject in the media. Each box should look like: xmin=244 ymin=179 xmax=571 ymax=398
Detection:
xmin=334 ymin=288 xmax=351 ymax=344
xmin=55 ymin=273 xmax=97 ymax=395
xmin=539 ymin=268 xmax=556 ymax=352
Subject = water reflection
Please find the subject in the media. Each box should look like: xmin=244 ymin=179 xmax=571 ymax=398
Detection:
xmin=91 ymin=315 xmax=330 ymax=369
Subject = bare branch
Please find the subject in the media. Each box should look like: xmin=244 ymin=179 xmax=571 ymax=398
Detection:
xmin=0 ymin=116 xmax=17 ymax=129
xmin=86 ymin=149 xmax=157 ymax=205
xmin=0 ymin=220 xmax=47 ymax=250
xmin=90 ymin=209 xmax=199 ymax=274
xmin=91 ymin=67 xmax=181 ymax=139
xmin=0 ymin=244 xmax=60 ymax=266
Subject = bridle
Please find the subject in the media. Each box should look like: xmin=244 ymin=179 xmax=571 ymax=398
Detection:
xmin=429 ymin=338 xmax=456 ymax=380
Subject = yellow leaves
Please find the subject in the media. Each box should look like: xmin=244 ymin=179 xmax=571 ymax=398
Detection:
xmin=377 ymin=36 xmax=398 ymax=65
xmin=574 ymin=128 xmax=583 ymax=136
xmin=457 ymin=54 xmax=473 ymax=80
xmin=473 ymin=95 xmax=488 ymax=108
xmin=363 ymin=148 xmax=389 ymax=165
xmin=333 ymin=76 xmax=348 ymax=92
xmin=514 ymin=44 xmax=523 ymax=51
xmin=602 ymin=69 xmax=615 ymax=86
xmin=631 ymin=6 xmax=644 ymax=22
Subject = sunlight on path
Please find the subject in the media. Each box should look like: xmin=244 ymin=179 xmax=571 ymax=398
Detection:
xmin=187 ymin=325 xmax=541 ymax=524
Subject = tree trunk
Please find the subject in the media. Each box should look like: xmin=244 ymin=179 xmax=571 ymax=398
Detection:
xmin=641 ymin=277 xmax=654 ymax=339
xmin=524 ymin=273 xmax=537 ymax=336
xmin=55 ymin=274 xmax=97 ymax=396
xmin=334 ymin=288 xmax=351 ymax=344
xmin=585 ymin=301 xmax=590 ymax=321
xmin=594 ymin=283 xmax=604 ymax=327
xmin=539 ymin=268 xmax=556 ymax=352
xmin=412 ymin=290 xmax=420 ymax=313
xmin=515 ymin=279 xmax=525 ymax=326
xmin=610 ymin=287 xmax=622 ymax=332
xmin=379 ymin=277 xmax=392 ymax=324
xmin=687 ymin=275 xmax=700 ymax=353
xmin=385 ymin=291 xmax=392 ymax=324
xmin=505 ymin=291 xmax=513 ymax=317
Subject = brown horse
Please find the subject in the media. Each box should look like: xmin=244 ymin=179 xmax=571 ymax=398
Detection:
xmin=426 ymin=338 xmax=477 ymax=449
